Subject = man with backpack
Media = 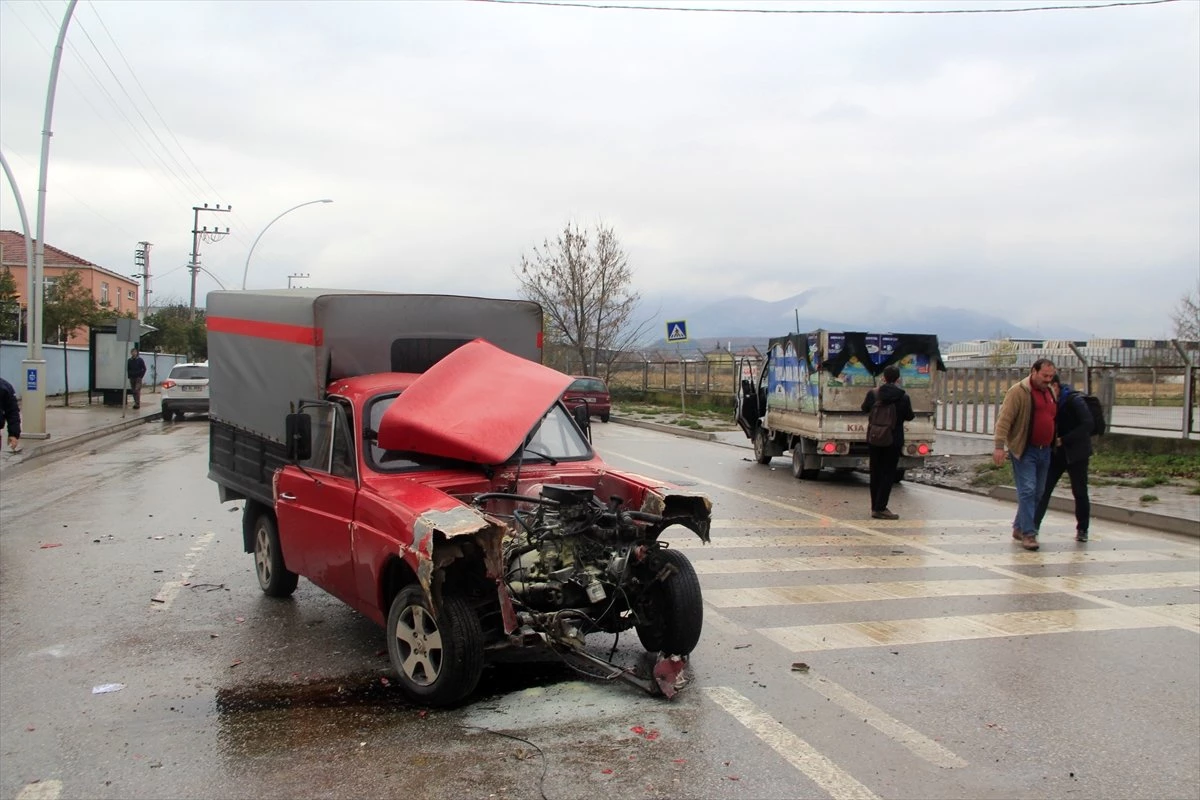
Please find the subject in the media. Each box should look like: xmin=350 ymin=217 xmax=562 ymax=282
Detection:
xmin=861 ymin=364 xmax=914 ymax=520
xmin=1033 ymin=374 xmax=1093 ymax=542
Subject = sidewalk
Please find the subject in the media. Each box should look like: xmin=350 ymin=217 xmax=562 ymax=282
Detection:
xmin=0 ymin=392 xmax=163 ymax=471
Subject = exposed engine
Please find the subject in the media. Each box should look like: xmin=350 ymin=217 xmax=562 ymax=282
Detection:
xmin=470 ymin=483 xmax=707 ymax=696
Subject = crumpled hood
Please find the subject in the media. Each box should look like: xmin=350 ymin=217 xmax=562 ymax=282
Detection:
xmin=377 ymin=338 xmax=573 ymax=464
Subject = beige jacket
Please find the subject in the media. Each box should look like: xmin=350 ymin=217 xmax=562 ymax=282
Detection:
xmin=993 ymin=376 xmax=1057 ymax=459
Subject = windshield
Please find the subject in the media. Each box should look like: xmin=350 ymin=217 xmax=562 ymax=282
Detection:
xmin=366 ymin=395 xmax=592 ymax=473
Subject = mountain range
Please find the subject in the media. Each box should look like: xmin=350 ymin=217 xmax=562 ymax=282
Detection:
xmin=642 ymin=288 xmax=1093 ymax=350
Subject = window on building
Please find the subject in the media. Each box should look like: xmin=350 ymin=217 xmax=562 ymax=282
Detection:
xmin=101 ymin=282 xmax=110 ymax=306
xmin=128 ymin=289 xmax=136 ymax=300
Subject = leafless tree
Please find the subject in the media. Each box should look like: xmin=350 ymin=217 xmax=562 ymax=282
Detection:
xmin=516 ymin=221 xmax=654 ymax=378
xmin=1170 ymin=281 xmax=1199 ymax=341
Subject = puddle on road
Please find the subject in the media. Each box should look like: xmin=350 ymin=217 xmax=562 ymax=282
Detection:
xmin=213 ymin=662 xmax=579 ymax=760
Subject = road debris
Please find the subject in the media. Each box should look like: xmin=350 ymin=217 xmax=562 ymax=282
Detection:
xmin=92 ymin=683 xmax=125 ymax=694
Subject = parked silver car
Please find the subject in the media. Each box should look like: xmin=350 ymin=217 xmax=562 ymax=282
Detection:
xmin=160 ymin=362 xmax=209 ymax=421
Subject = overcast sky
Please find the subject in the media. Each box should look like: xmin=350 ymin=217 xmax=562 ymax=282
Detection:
xmin=1 ymin=0 xmax=1197 ymax=340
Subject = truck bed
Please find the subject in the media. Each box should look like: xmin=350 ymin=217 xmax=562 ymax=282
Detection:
xmin=208 ymin=420 xmax=288 ymax=507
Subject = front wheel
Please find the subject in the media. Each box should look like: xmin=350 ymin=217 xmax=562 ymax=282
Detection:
xmin=753 ymin=427 xmax=772 ymax=465
xmin=387 ymin=586 xmax=484 ymax=707
xmin=253 ymin=512 xmax=298 ymax=597
xmin=635 ymin=549 xmax=703 ymax=655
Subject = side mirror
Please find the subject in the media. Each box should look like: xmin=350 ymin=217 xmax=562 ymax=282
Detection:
xmin=285 ymin=412 xmax=312 ymax=462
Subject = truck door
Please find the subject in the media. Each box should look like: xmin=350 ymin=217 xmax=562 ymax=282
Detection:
xmin=275 ymin=401 xmax=358 ymax=605
xmin=734 ymin=356 xmax=764 ymax=437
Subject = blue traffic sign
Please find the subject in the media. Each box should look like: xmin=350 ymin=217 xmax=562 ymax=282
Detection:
xmin=26 ymin=368 xmax=37 ymax=391
xmin=666 ymin=320 xmax=689 ymax=343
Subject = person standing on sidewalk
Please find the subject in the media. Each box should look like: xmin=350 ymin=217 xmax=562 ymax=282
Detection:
xmin=0 ymin=377 xmax=21 ymax=453
xmin=1033 ymin=374 xmax=1093 ymax=543
xmin=127 ymin=347 xmax=147 ymax=410
xmin=861 ymin=364 xmax=914 ymax=520
xmin=993 ymin=358 xmax=1058 ymax=551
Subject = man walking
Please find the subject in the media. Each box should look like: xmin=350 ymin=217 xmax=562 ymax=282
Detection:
xmin=0 ymin=376 xmax=21 ymax=453
xmin=861 ymin=364 xmax=914 ymax=520
xmin=1033 ymin=374 xmax=1093 ymax=543
xmin=994 ymin=358 xmax=1058 ymax=551
xmin=127 ymin=347 xmax=147 ymax=410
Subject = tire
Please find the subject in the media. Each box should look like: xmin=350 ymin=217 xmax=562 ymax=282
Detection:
xmin=387 ymin=585 xmax=485 ymax=707
xmin=794 ymin=440 xmax=820 ymax=480
xmin=161 ymin=403 xmax=171 ymax=422
xmin=600 ymin=413 xmax=610 ymax=423
xmin=253 ymin=512 xmax=298 ymax=597
xmin=174 ymin=409 xmax=186 ymax=421
xmin=753 ymin=427 xmax=772 ymax=465
xmin=895 ymin=468 xmax=906 ymax=484
xmin=635 ymin=549 xmax=704 ymax=655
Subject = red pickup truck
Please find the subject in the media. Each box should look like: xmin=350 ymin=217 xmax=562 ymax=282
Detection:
xmin=207 ymin=290 xmax=711 ymax=706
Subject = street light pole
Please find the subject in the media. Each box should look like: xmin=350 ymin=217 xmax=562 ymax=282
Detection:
xmin=22 ymin=0 xmax=79 ymax=440
xmin=242 ymin=199 xmax=332 ymax=290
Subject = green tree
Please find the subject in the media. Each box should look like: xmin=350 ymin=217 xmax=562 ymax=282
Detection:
xmin=0 ymin=268 xmax=20 ymax=341
xmin=142 ymin=302 xmax=206 ymax=359
xmin=43 ymin=269 xmax=99 ymax=345
xmin=515 ymin=221 xmax=652 ymax=378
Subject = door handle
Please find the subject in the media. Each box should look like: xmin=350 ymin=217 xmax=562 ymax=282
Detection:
xmin=280 ymin=492 xmax=297 ymax=501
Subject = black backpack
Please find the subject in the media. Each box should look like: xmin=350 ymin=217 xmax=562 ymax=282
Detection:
xmin=867 ymin=400 xmax=897 ymax=447
xmin=1081 ymin=393 xmax=1106 ymax=436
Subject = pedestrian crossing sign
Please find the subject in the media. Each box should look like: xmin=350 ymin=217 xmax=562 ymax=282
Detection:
xmin=666 ymin=320 xmax=689 ymax=343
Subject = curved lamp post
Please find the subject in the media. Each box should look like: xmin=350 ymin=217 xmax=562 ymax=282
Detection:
xmin=241 ymin=199 xmax=333 ymax=290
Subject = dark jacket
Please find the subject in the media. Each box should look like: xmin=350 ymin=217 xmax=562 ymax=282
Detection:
xmin=0 ymin=377 xmax=21 ymax=439
xmin=861 ymin=382 xmax=915 ymax=449
xmin=1055 ymin=383 xmax=1094 ymax=464
xmin=127 ymin=355 xmax=147 ymax=381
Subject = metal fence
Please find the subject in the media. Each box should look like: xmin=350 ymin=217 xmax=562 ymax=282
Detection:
xmin=593 ymin=355 xmax=1199 ymax=438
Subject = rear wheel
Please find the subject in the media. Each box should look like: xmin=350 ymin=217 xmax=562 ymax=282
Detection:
xmin=160 ymin=403 xmax=171 ymax=422
xmin=753 ymin=428 xmax=772 ymax=465
xmin=387 ymin=585 xmax=484 ymax=706
xmin=600 ymin=412 xmax=610 ymax=423
xmin=253 ymin=512 xmax=298 ymax=597
xmin=635 ymin=549 xmax=703 ymax=655
xmin=793 ymin=440 xmax=820 ymax=480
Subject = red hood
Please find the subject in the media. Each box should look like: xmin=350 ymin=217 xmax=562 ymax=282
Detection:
xmin=377 ymin=338 xmax=574 ymax=464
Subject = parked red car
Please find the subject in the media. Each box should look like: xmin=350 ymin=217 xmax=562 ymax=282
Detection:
xmin=562 ymin=375 xmax=612 ymax=422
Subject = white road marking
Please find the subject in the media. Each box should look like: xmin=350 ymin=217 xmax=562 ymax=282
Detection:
xmin=760 ymin=606 xmax=1197 ymax=652
xmin=703 ymin=686 xmax=880 ymax=800
xmin=691 ymin=550 xmax=1187 ymax=575
xmin=151 ymin=532 xmax=215 ymax=609
xmin=16 ymin=780 xmax=63 ymax=800
xmin=789 ymin=672 xmax=968 ymax=770
xmin=608 ymin=449 xmax=1200 ymax=631
xmin=705 ymin=572 xmax=1200 ymax=608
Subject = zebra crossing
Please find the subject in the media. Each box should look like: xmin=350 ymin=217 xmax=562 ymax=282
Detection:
xmin=673 ymin=516 xmax=1200 ymax=655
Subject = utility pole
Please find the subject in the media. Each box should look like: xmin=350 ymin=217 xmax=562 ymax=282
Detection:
xmin=287 ymin=272 xmax=310 ymax=289
xmin=133 ymin=241 xmax=152 ymax=321
xmin=189 ymin=203 xmax=232 ymax=321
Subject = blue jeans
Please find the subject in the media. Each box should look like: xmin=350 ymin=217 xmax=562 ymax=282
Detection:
xmin=1010 ymin=446 xmax=1051 ymax=535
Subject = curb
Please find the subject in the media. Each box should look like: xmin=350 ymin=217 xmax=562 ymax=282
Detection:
xmin=612 ymin=416 xmax=1198 ymax=538
xmin=988 ymin=486 xmax=1200 ymax=539
xmin=609 ymin=416 xmax=720 ymax=442
xmin=8 ymin=412 xmax=162 ymax=467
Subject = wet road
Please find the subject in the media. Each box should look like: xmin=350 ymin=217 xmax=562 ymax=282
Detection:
xmin=0 ymin=421 xmax=1197 ymax=800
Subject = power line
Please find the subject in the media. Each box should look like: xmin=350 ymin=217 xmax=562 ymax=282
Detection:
xmin=472 ymin=0 xmax=1179 ymax=14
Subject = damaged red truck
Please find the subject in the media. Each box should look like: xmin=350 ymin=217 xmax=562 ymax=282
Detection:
xmin=206 ymin=290 xmax=711 ymax=706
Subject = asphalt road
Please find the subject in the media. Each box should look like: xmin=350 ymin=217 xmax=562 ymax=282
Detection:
xmin=1 ymin=421 xmax=1197 ymax=800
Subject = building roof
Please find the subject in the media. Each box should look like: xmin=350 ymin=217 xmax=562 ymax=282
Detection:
xmin=0 ymin=230 xmax=137 ymax=284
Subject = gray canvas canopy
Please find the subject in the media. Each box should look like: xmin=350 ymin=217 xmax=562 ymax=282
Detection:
xmin=206 ymin=289 xmax=544 ymax=442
